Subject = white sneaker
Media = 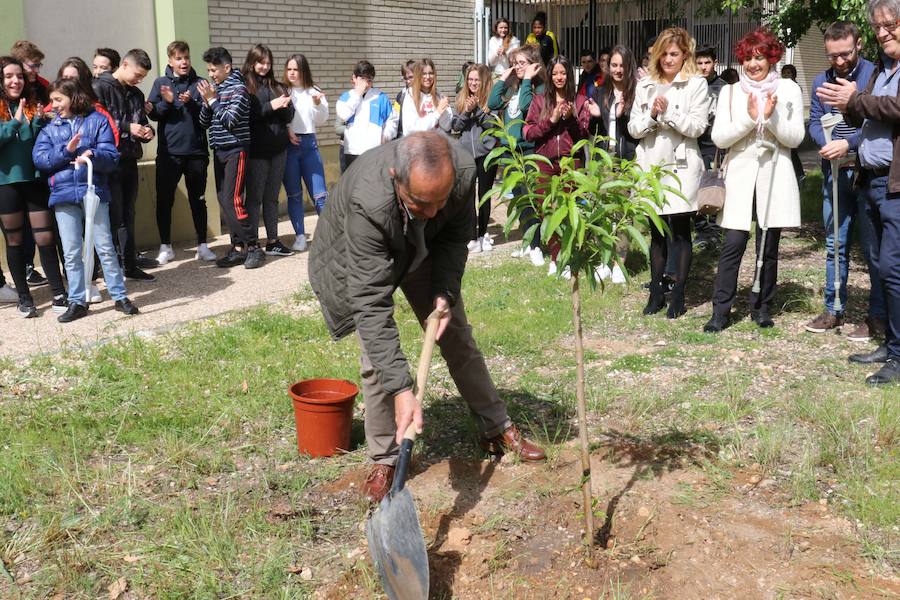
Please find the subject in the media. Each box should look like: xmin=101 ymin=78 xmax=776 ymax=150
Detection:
xmin=561 ymin=266 xmax=572 ymax=280
xmin=547 ymin=261 xmax=558 ymax=276
xmin=594 ymin=265 xmax=612 ymax=282
xmin=88 ymin=285 xmax=102 ymax=304
xmin=292 ymin=235 xmax=308 ymax=252
xmin=480 ymin=235 xmax=493 ymax=252
xmin=611 ymin=264 xmax=626 ymax=284
xmin=528 ymin=247 xmax=545 ymax=267
xmin=0 ymin=283 xmax=16 ymax=303
xmin=467 ymin=239 xmax=482 ymax=254
xmin=511 ymin=246 xmax=526 ymax=258
xmin=195 ymin=243 xmax=217 ymax=261
xmin=156 ymin=244 xmax=175 ymax=265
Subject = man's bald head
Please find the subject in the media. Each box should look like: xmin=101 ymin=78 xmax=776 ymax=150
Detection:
xmin=391 ymin=131 xmax=456 ymax=219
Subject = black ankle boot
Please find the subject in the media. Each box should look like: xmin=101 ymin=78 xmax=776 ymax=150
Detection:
xmin=751 ymin=308 xmax=775 ymax=328
xmin=642 ymin=283 xmax=666 ymax=315
xmin=667 ymin=288 xmax=686 ymax=319
xmin=703 ymin=313 xmax=729 ymax=333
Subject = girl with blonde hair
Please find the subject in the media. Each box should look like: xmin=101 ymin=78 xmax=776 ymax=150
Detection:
xmin=401 ymin=58 xmax=451 ymax=134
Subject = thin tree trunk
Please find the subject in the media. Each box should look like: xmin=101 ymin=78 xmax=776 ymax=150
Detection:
xmin=571 ymin=273 xmax=594 ymax=545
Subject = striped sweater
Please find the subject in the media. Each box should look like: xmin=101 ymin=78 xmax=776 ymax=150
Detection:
xmin=199 ymin=70 xmax=250 ymax=151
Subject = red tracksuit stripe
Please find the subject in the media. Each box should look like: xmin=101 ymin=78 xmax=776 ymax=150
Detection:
xmin=234 ymin=151 xmax=247 ymax=220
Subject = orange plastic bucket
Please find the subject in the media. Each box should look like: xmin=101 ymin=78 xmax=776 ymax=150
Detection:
xmin=289 ymin=379 xmax=358 ymax=457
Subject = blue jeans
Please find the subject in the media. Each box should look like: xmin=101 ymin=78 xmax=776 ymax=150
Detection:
xmin=283 ymin=134 xmax=327 ymax=237
xmin=865 ymin=174 xmax=900 ymax=358
xmin=55 ymin=202 xmax=127 ymax=306
xmin=823 ymin=167 xmax=884 ymax=318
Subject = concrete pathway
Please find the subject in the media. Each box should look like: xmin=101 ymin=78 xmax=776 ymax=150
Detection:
xmin=0 ymin=217 xmax=320 ymax=359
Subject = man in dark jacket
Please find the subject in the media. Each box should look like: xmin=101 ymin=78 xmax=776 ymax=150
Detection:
xmin=148 ymin=41 xmax=215 ymax=265
xmin=818 ymin=3 xmax=900 ymax=384
xmin=309 ymin=132 xmax=545 ymax=503
xmin=94 ymin=48 xmax=156 ymax=281
xmin=805 ymin=21 xmax=881 ymax=339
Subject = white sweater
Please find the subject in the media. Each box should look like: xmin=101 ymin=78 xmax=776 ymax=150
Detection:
xmin=289 ymin=87 xmax=328 ymax=134
xmin=487 ymin=35 xmax=520 ymax=75
xmin=401 ymin=91 xmax=452 ymax=136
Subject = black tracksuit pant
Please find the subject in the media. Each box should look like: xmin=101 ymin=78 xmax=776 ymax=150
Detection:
xmin=213 ymin=149 xmax=258 ymax=248
xmin=156 ymin=154 xmax=209 ymax=245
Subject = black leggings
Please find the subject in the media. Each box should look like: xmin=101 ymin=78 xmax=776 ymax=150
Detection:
xmin=649 ymin=213 xmax=693 ymax=296
xmin=474 ymin=155 xmax=498 ymax=239
xmin=0 ymin=182 xmax=65 ymax=301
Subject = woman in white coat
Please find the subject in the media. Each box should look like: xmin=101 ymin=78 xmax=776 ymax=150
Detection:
xmin=703 ymin=29 xmax=804 ymax=333
xmin=629 ymin=27 xmax=710 ymax=319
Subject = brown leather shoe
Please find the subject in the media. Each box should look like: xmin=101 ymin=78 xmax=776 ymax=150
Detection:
xmin=362 ymin=464 xmax=395 ymax=503
xmin=479 ymin=424 xmax=546 ymax=462
xmin=846 ymin=316 xmax=887 ymax=343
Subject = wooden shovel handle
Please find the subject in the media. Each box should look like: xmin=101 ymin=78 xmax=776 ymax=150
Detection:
xmin=401 ymin=307 xmax=446 ymax=443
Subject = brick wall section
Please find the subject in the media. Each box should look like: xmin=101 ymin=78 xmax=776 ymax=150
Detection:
xmin=208 ymin=0 xmax=475 ymax=148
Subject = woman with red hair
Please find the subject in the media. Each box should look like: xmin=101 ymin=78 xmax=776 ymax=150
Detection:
xmin=703 ymin=28 xmax=804 ymax=332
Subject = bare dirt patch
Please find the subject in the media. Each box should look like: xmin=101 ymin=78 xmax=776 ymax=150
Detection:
xmin=319 ymin=445 xmax=898 ymax=599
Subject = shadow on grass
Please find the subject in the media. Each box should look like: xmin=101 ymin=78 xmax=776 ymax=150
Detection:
xmin=593 ymin=428 xmax=721 ymax=547
xmin=421 ymin=389 xmax=578 ymax=460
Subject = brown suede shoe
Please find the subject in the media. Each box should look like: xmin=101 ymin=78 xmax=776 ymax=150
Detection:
xmin=846 ymin=316 xmax=887 ymax=343
xmin=479 ymin=424 xmax=546 ymax=462
xmin=362 ymin=464 xmax=395 ymax=504
xmin=804 ymin=311 xmax=842 ymax=333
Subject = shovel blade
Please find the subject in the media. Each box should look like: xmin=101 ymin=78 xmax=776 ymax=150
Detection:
xmin=366 ymin=488 xmax=429 ymax=600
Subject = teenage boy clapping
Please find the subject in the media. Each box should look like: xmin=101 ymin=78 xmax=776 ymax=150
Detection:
xmin=148 ymin=40 xmax=216 ymax=265
xmin=93 ymin=48 xmax=157 ymax=281
xmin=197 ymin=47 xmax=263 ymax=269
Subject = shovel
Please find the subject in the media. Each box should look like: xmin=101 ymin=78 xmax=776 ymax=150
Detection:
xmin=76 ymin=156 xmax=100 ymax=280
xmin=820 ymin=112 xmax=845 ymax=313
xmin=366 ymin=307 xmax=445 ymax=600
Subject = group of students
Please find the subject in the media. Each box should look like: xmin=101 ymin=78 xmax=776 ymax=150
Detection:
xmin=0 ymin=40 xmax=331 ymax=322
xmin=1 ymin=14 xmax=892 ymax=387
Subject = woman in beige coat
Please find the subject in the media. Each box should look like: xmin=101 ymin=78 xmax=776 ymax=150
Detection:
xmin=703 ymin=28 xmax=804 ymax=333
xmin=629 ymin=27 xmax=710 ymax=319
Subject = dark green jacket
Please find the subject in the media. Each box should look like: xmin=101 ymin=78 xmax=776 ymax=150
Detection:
xmin=309 ymin=139 xmax=475 ymax=396
xmin=0 ymin=102 xmax=44 ymax=185
xmin=487 ymin=78 xmax=544 ymax=151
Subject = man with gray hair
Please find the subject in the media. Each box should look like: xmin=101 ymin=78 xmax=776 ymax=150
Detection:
xmin=309 ymin=131 xmax=545 ymax=503
xmin=818 ymin=0 xmax=900 ymax=384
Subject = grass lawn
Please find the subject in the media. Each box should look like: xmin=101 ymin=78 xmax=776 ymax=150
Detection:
xmin=0 ymin=201 xmax=897 ymax=597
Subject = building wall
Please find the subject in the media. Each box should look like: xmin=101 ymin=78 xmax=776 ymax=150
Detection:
xmin=21 ymin=0 xmax=159 ymax=97
xmin=790 ymin=30 xmax=831 ymax=112
xmin=207 ymin=0 xmax=476 ymax=156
